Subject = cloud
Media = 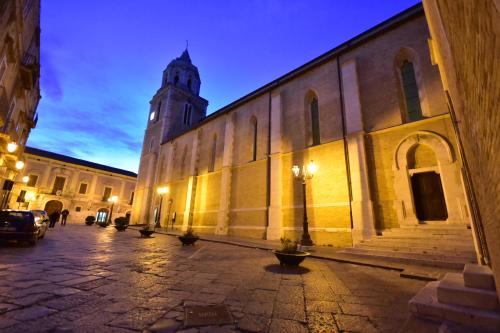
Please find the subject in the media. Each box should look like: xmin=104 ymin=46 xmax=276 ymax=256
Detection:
xmin=40 ymin=49 xmax=63 ymax=101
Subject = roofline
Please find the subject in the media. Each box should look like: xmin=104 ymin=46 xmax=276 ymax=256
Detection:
xmin=24 ymin=147 xmax=138 ymax=178
xmin=164 ymin=3 xmax=424 ymax=140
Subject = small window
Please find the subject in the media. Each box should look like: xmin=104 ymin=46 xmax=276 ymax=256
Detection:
xmin=251 ymin=118 xmax=257 ymax=161
xmin=0 ymin=56 xmax=7 ymax=85
xmin=174 ymin=74 xmax=179 ymax=85
xmin=129 ymin=191 xmax=134 ymax=205
xmin=401 ymin=60 xmax=423 ymax=121
xmin=103 ymin=187 xmax=112 ymax=201
xmin=78 ymin=183 xmax=88 ymax=194
xmin=149 ymin=111 xmax=155 ymax=121
xmin=208 ymin=135 xmax=216 ymax=172
xmin=75 ymin=206 xmax=82 ymax=212
xmin=187 ymin=78 xmax=192 ymax=90
xmin=310 ymin=97 xmax=320 ymax=146
xmin=52 ymin=176 xmax=66 ymax=195
xmin=27 ymin=175 xmax=38 ymax=187
xmin=183 ymin=104 xmax=192 ymax=126
xmin=17 ymin=190 xmax=26 ymax=202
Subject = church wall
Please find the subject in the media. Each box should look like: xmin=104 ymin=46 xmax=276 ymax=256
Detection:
xmin=338 ymin=15 xmax=448 ymax=132
xmin=279 ymin=61 xmax=343 ymax=153
xmin=365 ymin=115 xmax=463 ymax=230
xmin=193 ymin=171 xmax=221 ymax=231
xmin=281 ymin=140 xmax=352 ymax=247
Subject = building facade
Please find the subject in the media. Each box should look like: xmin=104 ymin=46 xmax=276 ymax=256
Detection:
xmin=9 ymin=147 xmax=137 ymax=224
xmin=132 ymin=4 xmax=473 ymax=247
xmin=0 ymin=0 xmax=41 ymax=201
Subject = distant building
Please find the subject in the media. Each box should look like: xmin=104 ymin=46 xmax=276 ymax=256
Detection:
xmin=9 ymin=147 xmax=137 ymax=224
xmin=133 ymin=4 xmax=473 ymax=248
xmin=0 ymin=0 xmax=41 ymax=198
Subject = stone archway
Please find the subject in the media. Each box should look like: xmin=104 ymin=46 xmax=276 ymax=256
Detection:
xmin=393 ymin=131 xmax=470 ymax=226
xmin=44 ymin=200 xmax=63 ymax=216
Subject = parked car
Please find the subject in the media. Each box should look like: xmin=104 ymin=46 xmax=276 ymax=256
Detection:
xmin=0 ymin=210 xmax=49 ymax=245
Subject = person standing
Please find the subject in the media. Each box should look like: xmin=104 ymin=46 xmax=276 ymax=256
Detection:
xmin=61 ymin=209 xmax=69 ymax=226
xmin=49 ymin=210 xmax=60 ymax=228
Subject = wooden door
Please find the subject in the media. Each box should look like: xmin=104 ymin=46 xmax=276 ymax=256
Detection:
xmin=411 ymin=172 xmax=448 ymax=221
xmin=44 ymin=200 xmax=63 ymax=216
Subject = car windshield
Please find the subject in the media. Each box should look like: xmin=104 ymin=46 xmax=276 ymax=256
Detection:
xmin=0 ymin=211 xmax=33 ymax=223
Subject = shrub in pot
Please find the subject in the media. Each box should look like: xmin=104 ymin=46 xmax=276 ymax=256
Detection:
xmin=114 ymin=217 xmax=128 ymax=231
xmin=139 ymin=224 xmax=154 ymax=237
xmin=85 ymin=216 xmax=95 ymax=226
xmin=273 ymin=238 xmax=310 ymax=266
xmin=178 ymin=227 xmax=199 ymax=245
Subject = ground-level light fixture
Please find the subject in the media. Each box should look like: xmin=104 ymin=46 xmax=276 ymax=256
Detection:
xmin=107 ymin=195 xmax=119 ymax=224
xmin=291 ymin=160 xmax=317 ymax=247
xmin=15 ymin=161 xmax=24 ymax=170
xmin=7 ymin=142 xmax=18 ymax=153
xmin=22 ymin=176 xmax=29 ymax=183
xmin=156 ymin=186 xmax=169 ymax=228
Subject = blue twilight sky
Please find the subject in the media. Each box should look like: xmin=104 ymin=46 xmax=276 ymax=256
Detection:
xmin=28 ymin=0 xmax=420 ymax=173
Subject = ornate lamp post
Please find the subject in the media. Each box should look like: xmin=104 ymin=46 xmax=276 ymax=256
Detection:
xmin=156 ymin=186 xmax=169 ymax=229
xmin=107 ymin=195 xmax=118 ymax=225
xmin=292 ymin=160 xmax=317 ymax=247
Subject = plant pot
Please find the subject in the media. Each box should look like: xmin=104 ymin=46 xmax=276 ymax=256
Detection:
xmin=273 ymin=250 xmax=310 ymax=266
xmin=85 ymin=221 xmax=94 ymax=226
xmin=178 ymin=235 xmax=199 ymax=245
xmin=139 ymin=229 xmax=154 ymax=237
xmin=114 ymin=225 xmax=128 ymax=231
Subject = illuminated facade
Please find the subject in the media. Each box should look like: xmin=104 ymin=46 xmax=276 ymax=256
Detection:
xmin=9 ymin=147 xmax=137 ymax=224
xmin=132 ymin=4 xmax=473 ymax=246
xmin=0 ymin=0 xmax=41 ymax=198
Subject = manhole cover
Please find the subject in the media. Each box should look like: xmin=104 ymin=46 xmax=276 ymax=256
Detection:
xmin=184 ymin=305 xmax=233 ymax=327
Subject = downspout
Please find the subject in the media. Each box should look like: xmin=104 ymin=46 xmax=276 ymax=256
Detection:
xmin=336 ymin=58 xmax=355 ymax=245
xmin=265 ymin=90 xmax=272 ymax=237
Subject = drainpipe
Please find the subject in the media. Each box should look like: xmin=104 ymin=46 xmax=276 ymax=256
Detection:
xmin=336 ymin=58 xmax=355 ymax=245
xmin=265 ymin=90 xmax=272 ymax=237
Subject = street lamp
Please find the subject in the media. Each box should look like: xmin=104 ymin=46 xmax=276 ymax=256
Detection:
xmin=156 ymin=186 xmax=169 ymax=229
xmin=7 ymin=142 xmax=18 ymax=153
xmin=292 ymin=160 xmax=317 ymax=247
xmin=15 ymin=161 xmax=24 ymax=170
xmin=107 ymin=195 xmax=118 ymax=225
xmin=22 ymin=176 xmax=29 ymax=184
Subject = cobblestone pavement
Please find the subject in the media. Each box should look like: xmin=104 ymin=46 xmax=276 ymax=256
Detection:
xmin=0 ymin=225 xmax=425 ymax=332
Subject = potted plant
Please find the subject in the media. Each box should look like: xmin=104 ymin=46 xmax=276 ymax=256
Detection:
xmin=85 ymin=216 xmax=95 ymax=226
xmin=273 ymin=238 xmax=310 ymax=266
xmin=114 ymin=217 xmax=128 ymax=231
xmin=139 ymin=224 xmax=155 ymax=237
xmin=178 ymin=227 xmax=199 ymax=245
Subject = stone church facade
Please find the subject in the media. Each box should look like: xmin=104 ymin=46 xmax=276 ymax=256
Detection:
xmin=132 ymin=4 xmax=472 ymax=247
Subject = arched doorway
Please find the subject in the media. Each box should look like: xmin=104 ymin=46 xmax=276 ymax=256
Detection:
xmin=96 ymin=208 xmax=109 ymax=223
xmin=44 ymin=200 xmax=63 ymax=216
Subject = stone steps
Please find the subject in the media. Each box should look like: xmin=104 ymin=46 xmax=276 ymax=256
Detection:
xmin=409 ymin=264 xmax=500 ymax=332
xmin=341 ymin=247 xmax=474 ymax=269
xmin=357 ymin=241 xmax=475 ymax=255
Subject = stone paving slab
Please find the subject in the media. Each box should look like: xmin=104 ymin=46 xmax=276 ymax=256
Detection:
xmin=0 ymin=224 xmax=437 ymax=332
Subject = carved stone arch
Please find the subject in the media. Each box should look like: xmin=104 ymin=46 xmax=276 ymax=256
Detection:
xmin=394 ymin=131 xmax=454 ymax=170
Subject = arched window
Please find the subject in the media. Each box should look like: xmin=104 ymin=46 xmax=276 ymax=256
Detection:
xmin=183 ymin=104 xmax=192 ymax=126
xmin=208 ymin=135 xmax=217 ymax=172
xmin=401 ymin=60 xmax=423 ymax=121
xmin=310 ymin=97 xmax=320 ymax=146
xmin=187 ymin=78 xmax=192 ymax=90
xmin=250 ymin=117 xmax=257 ymax=161
xmin=174 ymin=74 xmax=179 ymax=85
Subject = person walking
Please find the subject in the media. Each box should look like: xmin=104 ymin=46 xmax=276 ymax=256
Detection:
xmin=61 ymin=209 xmax=69 ymax=226
xmin=49 ymin=210 xmax=60 ymax=228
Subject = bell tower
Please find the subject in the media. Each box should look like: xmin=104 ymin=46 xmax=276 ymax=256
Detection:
xmin=146 ymin=49 xmax=208 ymax=144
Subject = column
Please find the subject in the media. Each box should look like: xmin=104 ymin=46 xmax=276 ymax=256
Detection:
xmin=182 ymin=130 xmax=201 ymax=231
xmin=341 ymin=59 xmax=376 ymax=244
xmin=70 ymin=169 xmax=80 ymax=193
xmin=41 ymin=162 xmax=53 ymax=190
xmin=216 ymin=113 xmax=235 ymax=235
xmin=88 ymin=174 xmax=98 ymax=200
xmin=267 ymin=91 xmax=283 ymax=240
xmin=118 ymin=180 xmax=125 ymax=202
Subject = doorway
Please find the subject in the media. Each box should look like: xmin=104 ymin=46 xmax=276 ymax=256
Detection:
xmin=96 ymin=208 xmax=109 ymax=223
xmin=44 ymin=200 xmax=63 ymax=216
xmin=411 ymin=172 xmax=448 ymax=221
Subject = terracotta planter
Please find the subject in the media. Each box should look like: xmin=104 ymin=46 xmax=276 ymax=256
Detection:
xmin=178 ymin=235 xmax=199 ymax=245
xmin=114 ymin=225 xmax=127 ymax=231
xmin=139 ymin=229 xmax=154 ymax=237
xmin=273 ymin=250 xmax=310 ymax=266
